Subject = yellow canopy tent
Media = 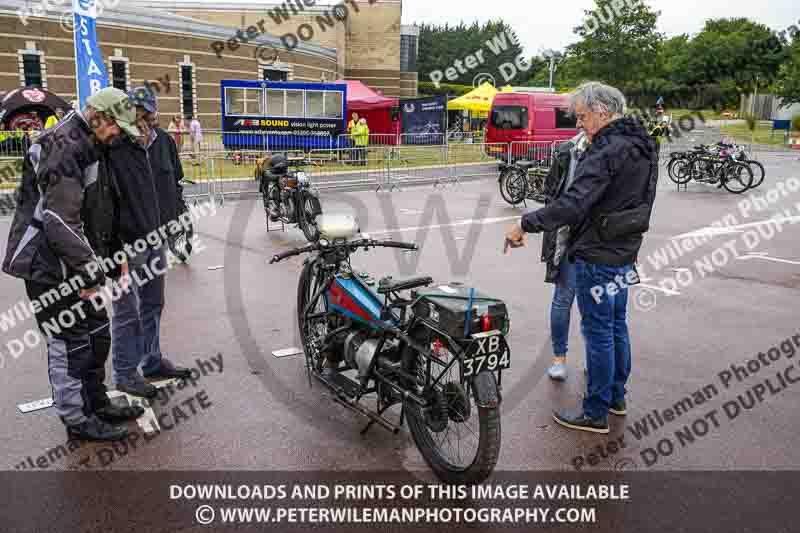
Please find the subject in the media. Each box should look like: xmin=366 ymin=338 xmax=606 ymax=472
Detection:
xmin=447 ymin=82 xmax=500 ymax=113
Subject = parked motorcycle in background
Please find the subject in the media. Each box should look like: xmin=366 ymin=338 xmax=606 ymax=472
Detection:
xmin=257 ymin=154 xmax=323 ymax=242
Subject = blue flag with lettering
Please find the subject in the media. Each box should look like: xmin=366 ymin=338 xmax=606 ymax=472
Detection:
xmin=73 ymin=0 xmax=108 ymax=108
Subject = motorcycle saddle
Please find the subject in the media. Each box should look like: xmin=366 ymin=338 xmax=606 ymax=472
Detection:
xmin=377 ymin=276 xmax=434 ymax=294
xmin=515 ymin=160 xmax=538 ymax=170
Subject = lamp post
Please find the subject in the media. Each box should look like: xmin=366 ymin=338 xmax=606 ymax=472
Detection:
xmin=542 ymin=49 xmax=563 ymax=91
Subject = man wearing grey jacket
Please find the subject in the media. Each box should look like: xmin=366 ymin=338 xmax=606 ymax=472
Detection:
xmin=2 ymin=88 xmax=144 ymax=441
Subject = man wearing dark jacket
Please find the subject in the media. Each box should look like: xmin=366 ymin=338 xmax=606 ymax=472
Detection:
xmin=108 ymin=86 xmax=191 ymax=399
xmin=2 ymin=88 xmax=145 ymax=441
xmin=505 ymin=82 xmax=658 ymax=434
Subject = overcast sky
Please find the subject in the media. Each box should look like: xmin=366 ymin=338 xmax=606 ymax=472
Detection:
xmin=175 ymin=0 xmax=799 ymax=55
xmin=404 ymin=0 xmax=800 ymax=55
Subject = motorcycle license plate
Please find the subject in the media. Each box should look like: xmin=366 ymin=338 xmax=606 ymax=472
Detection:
xmin=462 ymin=330 xmax=510 ymax=377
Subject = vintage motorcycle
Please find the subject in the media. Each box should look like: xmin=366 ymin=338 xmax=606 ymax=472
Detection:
xmin=258 ymin=154 xmax=323 ymax=242
xmin=498 ymin=160 xmax=548 ymax=206
xmin=270 ymin=215 xmax=510 ymax=484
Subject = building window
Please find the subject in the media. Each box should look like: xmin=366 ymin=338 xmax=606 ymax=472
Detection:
xmin=111 ymin=61 xmax=127 ymax=91
xmin=181 ymin=64 xmax=194 ymax=118
xmin=400 ymin=34 xmax=418 ymax=73
xmin=263 ymin=69 xmax=288 ymax=82
xmin=22 ymin=54 xmax=42 ymax=87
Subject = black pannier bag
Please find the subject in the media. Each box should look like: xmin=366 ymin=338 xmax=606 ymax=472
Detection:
xmin=411 ymin=283 xmax=509 ymax=340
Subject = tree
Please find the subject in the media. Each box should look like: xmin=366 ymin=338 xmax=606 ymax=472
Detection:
xmin=417 ymin=20 xmax=525 ymax=87
xmin=566 ymin=0 xmax=663 ymax=86
xmin=680 ymin=18 xmax=788 ymax=95
xmin=775 ymin=36 xmax=800 ymax=106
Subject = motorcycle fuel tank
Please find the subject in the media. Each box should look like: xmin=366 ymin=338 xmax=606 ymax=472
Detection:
xmin=327 ymin=275 xmax=387 ymax=328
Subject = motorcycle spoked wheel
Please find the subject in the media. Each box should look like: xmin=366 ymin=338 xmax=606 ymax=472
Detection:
xmin=167 ymin=209 xmax=194 ymax=263
xmin=300 ymin=195 xmax=322 ymax=243
xmin=499 ymin=169 xmax=528 ymax=205
xmin=264 ymin=182 xmax=281 ymax=223
xmin=401 ymin=331 xmax=500 ymax=485
xmin=296 ymin=259 xmax=330 ymax=374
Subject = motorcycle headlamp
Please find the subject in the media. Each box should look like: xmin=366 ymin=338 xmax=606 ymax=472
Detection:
xmin=296 ymin=172 xmax=309 ymax=185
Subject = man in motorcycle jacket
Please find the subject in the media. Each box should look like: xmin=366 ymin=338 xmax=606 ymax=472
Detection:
xmin=2 ymin=88 xmax=144 ymax=441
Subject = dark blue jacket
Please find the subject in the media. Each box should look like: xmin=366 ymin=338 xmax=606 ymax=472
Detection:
xmin=522 ymin=117 xmax=658 ymax=266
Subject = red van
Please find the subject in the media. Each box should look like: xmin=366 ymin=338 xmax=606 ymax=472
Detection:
xmin=486 ymin=92 xmax=578 ymax=162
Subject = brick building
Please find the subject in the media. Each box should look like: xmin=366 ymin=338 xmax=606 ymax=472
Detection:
xmin=0 ymin=0 xmax=418 ymax=129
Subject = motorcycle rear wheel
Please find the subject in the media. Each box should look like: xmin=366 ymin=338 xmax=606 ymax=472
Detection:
xmin=401 ymin=335 xmax=500 ymax=484
xmin=300 ymin=195 xmax=322 ymax=242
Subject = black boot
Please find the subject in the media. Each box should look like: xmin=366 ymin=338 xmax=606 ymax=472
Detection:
xmin=95 ymin=403 xmax=145 ymax=423
xmin=143 ymin=358 xmax=192 ymax=380
xmin=117 ymin=373 xmax=158 ymax=399
xmin=66 ymin=415 xmax=128 ymax=442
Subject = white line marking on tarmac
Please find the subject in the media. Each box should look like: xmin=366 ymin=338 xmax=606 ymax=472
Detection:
xmin=738 ymin=253 xmax=800 ymax=266
xmin=638 ymin=283 xmax=681 ymax=296
xmin=673 ymin=215 xmax=800 ymax=239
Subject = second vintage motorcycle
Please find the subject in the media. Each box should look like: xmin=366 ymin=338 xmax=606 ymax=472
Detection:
xmin=257 ymin=154 xmax=323 ymax=242
xmin=270 ymin=215 xmax=511 ymax=484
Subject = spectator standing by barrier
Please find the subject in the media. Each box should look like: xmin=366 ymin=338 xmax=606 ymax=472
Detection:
xmin=189 ymin=115 xmax=203 ymax=165
xmin=2 ymin=88 xmax=145 ymax=441
xmin=352 ymin=118 xmax=369 ymax=166
xmin=504 ymin=82 xmax=659 ymax=434
xmin=168 ymin=115 xmax=184 ymax=153
xmin=346 ymin=113 xmax=360 ymax=163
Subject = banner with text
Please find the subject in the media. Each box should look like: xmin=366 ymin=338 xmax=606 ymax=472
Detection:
xmin=73 ymin=0 xmax=108 ymax=108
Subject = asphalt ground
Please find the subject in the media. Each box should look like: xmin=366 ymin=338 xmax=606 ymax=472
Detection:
xmin=0 ymin=145 xmax=799 ymax=478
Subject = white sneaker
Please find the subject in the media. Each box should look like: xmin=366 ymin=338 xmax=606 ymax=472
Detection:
xmin=548 ymin=362 xmax=567 ymax=381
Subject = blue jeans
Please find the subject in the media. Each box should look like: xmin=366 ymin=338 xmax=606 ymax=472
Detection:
xmin=111 ymin=246 xmax=167 ymax=385
xmin=550 ymin=259 xmax=576 ymax=357
xmin=575 ymin=259 xmax=633 ymax=419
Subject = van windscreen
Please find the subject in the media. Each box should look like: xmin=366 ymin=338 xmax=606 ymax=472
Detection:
xmin=491 ymin=106 xmax=528 ymax=130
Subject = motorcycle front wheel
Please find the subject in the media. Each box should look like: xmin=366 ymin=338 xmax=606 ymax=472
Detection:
xmin=499 ymin=169 xmax=528 ymax=205
xmin=297 ymin=259 xmax=329 ymax=374
xmin=401 ymin=334 xmax=500 ymax=484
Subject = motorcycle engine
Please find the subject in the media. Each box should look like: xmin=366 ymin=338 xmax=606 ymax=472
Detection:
xmin=343 ymin=332 xmax=379 ymax=378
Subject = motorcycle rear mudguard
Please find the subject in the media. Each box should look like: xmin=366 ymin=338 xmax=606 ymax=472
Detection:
xmin=471 ymin=370 xmax=501 ymax=408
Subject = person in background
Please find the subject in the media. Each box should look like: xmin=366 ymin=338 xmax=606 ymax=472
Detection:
xmin=347 ymin=112 xmax=359 ymax=134
xmin=189 ymin=115 xmax=203 ymax=165
xmin=504 ymin=82 xmax=658 ymax=434
xmin=167 ymin=115 xmax=183 ymax=153
xmin=346 ymin=113 xmax=360 ymax=163
xmin=105 ymin=87 xmax=192 ymax=400
xmin=44 ymin=108 xmax=65 ymax=130
xmin=541 ymin=130 xmax=590 ymax=381
xmin=2 ymin=88 xmax=145 ymax=441
xmin=352 ymin=117 xmax=370 ymax=166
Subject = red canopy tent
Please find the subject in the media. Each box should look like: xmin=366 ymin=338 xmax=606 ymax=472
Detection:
xmin=336 ymin=79 xmax=399 ymax=135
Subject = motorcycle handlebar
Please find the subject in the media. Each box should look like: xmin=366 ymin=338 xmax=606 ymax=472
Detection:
xmin=376 ymin=240 xmax=418 ymax=250
xmin=269 ymin=239 xmax=417 ymax=264
xmin=270 ymin=243 xmax=317 ymax=264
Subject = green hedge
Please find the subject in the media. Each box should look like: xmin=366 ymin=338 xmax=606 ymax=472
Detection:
xmin=418 ymin=81 xmax=475 ymax=97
